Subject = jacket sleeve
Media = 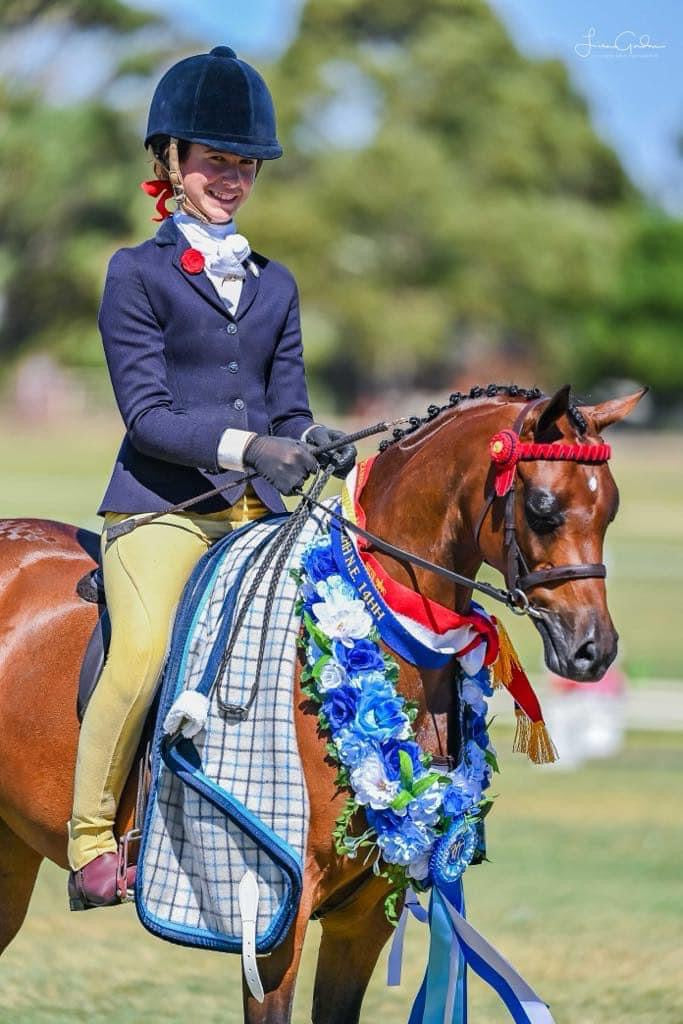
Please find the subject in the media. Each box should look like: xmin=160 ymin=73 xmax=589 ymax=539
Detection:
xmin=264 ymin=279 xmax=314 ymax=440
xmin=98 ymin=251 xmax=227 ymax=472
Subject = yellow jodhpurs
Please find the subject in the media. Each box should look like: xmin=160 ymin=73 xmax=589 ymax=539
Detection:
xmin=68 ymin=487 xmax=269 ymax=871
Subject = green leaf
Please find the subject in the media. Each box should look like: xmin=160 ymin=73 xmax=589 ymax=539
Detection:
xmin=398 ymin=749 xmax=414 ymax=790
xmin=390 ymin=789 xmax=414 ymax=811
xmin=311 ymin=653 xmax=331 ymax=679
xmin=303 ymin=611 xmax=332 ymax=653
xmin=484 ymin=749 xmax=500 ymax=774
xmin=411 ymin=771 xmax=441 ymax=797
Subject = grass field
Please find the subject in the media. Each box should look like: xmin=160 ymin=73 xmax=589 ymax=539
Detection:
xmin=1 ymin=730 xmax=681 ymax=1023
xmin=0 ymin=417 xmax=680 ymax=680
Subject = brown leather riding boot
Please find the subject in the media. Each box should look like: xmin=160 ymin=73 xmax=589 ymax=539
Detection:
xmin=68 ymin=852 xmax=136 ymax=911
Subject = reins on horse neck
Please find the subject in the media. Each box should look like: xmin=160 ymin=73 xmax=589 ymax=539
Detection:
xmin=293 ymin=490 xmax=530 ymax=615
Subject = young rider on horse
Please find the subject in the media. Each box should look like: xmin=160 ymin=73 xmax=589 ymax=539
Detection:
xmin=67 ymin=45 xmax=356 ymax=910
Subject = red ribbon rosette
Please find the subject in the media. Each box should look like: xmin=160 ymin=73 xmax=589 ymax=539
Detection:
xmin=140 ymin=179 xmax=174 ymax=221
xmin=489 ymin=429 xmax=519 ymax=496
xmin=180 ymin=248 xmax=205 ymax=274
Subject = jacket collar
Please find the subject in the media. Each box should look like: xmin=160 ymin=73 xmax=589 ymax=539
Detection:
xmin=156 ymin=217 xmax=260 ymax=320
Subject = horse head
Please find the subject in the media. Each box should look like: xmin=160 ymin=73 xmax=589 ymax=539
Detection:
xmin=475 ymin=384 xmax=647 ymax=681
xmin=362 ymin=383 xmax=646 ymax=687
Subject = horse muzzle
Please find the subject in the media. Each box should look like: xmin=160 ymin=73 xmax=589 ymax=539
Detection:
xmin=534 ymin=611 xmax=618 ymax=682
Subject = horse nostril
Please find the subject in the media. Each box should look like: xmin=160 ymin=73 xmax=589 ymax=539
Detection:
xmin=573 ymin=638 xmax=597 ymax=670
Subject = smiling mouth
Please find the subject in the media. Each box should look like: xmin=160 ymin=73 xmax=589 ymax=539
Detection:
xmin=207 ymin=188 xmax=239 ymax=203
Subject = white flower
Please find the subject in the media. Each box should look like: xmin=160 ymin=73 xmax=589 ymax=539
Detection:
xmin=461 ymin=678 xmax=487 ymax=716
xmin=406 ymin=850 xmax=431 ymax=881
xmin=312 ymin=590 xmax=373 ymax=646
xmin=317 ymin=660 xmax=348 ymax=692
xmin=350 ymin=751 xmax=400 ymax=810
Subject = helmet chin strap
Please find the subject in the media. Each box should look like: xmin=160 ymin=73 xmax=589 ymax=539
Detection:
xmin=156 ymin=137 xmax=211 ymax=224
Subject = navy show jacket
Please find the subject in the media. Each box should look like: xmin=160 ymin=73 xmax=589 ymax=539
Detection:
xmin=97 ymin=217 xmax=313 ymax=515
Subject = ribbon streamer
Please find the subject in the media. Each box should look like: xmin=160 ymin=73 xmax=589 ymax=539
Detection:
xmin=400 ymin=883 xmax=555 ymax=1024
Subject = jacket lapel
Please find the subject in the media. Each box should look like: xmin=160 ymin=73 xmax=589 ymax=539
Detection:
xmin=156 ymin=219 xmax=233 ymax=319
xmin=235 ymin=263 xmax=261 ymax=320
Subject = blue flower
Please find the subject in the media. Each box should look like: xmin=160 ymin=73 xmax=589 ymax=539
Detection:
xmin=442 ymin=769 xmax=479 ymax=817
xmin=381 ymin=739 xmax=424 ymax=782
xmin=354 ymin=679 xmax=410 ymax=742
xmin=306 ymin=638 xmax=324 ymax=666
xmin=333 ymin=638 xmax=385 ymax=676
xmin=464 ymin=739 xmax=488 ymax=782
xmin=461 ymin=678 xmax=487 ymax=717
xmin=315 ymin=574 xmax=357 ymax=603
xmin=468 ymin=710 xmax=488 ymax=746
xmin=335 ymin=727 xmax=376 ymax=769
xmin=375 ymin=818 xmax=435 ymax=866
xmin=317 ymin=660 xmax=348 ymax=692
xmin=322 ymin=685 xmax=360 ymax=732
xmin=302 ymin=538 xmax=338 ymax=583
xmin=300 ymin=579 xmax=318 ymax=608
xmin=407 ymin=782 xmax=444 ymax=826
xmin=365 ymin=806 xmax=405 ymax=834
xmin=469 ymin=665 xmax=494 ymax=698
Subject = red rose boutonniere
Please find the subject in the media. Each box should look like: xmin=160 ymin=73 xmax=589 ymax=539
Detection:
xmin=180 ymin=248 xmax=205 ymax=275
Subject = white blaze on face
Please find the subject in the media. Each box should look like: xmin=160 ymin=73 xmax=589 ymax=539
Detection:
xmin=588 ymin=474 xmax=598 ymax=493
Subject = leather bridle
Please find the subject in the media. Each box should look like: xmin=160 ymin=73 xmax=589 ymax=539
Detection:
xmin=473 ymin=398 xmax=611 ymax=618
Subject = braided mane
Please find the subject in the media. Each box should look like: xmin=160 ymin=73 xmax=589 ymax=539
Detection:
xmin=377 ymin=384 xmax=587 ymax=451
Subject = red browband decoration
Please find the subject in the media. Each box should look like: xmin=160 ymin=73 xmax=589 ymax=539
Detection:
xmin=140 ymin=179 xmax=174 ymax=221
xmin=489 ymin=429 xmax=611 ymax=496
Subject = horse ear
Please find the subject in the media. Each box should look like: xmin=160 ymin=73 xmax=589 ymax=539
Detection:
xmin=532 ymin=384 xmax=571 ymax=440
xmin=581 ymin=387 xmax=648 ymax=433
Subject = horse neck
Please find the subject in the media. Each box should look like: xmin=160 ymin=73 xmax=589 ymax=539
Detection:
xmin=360 ymin=400 xmax=508 ymax=613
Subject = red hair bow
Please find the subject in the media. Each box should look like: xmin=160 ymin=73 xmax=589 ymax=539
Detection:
xmin=140 ymin=179 xmax=174 ymax=221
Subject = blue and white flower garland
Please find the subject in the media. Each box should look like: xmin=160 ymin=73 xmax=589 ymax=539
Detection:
xmin=292 ymin=530 xmax=499 ymax=920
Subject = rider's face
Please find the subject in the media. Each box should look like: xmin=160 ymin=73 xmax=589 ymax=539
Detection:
xmin=180 ymin=144 xmax=257 ymax=223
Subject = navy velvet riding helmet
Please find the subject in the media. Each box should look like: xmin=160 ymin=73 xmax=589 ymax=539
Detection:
xmin=145 ymin=45 xmax=282 ymax=160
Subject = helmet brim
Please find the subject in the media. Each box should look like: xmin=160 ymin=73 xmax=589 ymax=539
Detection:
xmin=145 ymin=132 xmax=282 ymax=160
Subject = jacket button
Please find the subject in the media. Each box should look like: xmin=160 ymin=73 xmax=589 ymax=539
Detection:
xmin=233 ymin=398 xmax=245 ymax=410
xmin=226 ymin=322 xmax=238 ymax=334
xmin=228 ymin=361 xmax=239 ymax=373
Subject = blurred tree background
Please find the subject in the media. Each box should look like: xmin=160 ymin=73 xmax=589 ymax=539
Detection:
xmin=0 ymin=0 xmax=681 ymax=416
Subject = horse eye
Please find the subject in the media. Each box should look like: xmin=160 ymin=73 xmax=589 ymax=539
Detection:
xmin=524 ymin=488 xmax=565 ymax=535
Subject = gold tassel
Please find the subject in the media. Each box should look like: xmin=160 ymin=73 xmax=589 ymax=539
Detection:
xmin=512 ymin=708 xmax=531 ymax=754
xmin=527 ymin=721 xmax=558 ymax=764
xmin=492 ymin=619 xmax=517 ymax=690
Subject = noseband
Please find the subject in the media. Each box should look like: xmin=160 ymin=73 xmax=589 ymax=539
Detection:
xmin=475 ymin=398 xmax=611 ymax=614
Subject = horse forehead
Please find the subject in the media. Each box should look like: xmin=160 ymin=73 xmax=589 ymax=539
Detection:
xmin=524 ymin=459 xmax=614 ymax=507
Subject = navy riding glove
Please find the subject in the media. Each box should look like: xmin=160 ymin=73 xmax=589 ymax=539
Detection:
xmin=243 ymin=435 xmax=319 ymax=495
xmin=304 ymin=424 xmax=357 ymax=479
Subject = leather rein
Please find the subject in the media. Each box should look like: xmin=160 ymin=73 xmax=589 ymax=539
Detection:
xmin=299 ymin=397 xmax=612 ymax=621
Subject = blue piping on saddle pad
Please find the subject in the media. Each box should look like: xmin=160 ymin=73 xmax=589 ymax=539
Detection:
xmin=136 ymin=513 xmax=304 ymax=954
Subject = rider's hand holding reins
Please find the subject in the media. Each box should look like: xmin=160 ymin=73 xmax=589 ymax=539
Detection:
xmin=304 ymin=424 xmax=357 ymax=478
xmin=242 ymin=435 xmax=318 ymax=494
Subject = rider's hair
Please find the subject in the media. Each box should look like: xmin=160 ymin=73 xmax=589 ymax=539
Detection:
xmin=379 ymin=384 xmax=587 ymax=451
xmin=147 ymin=135 xmax=191 ymax=171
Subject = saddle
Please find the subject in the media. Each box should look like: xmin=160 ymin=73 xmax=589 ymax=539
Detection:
xmin=76 ymin=565 xmax=109 ymax=721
